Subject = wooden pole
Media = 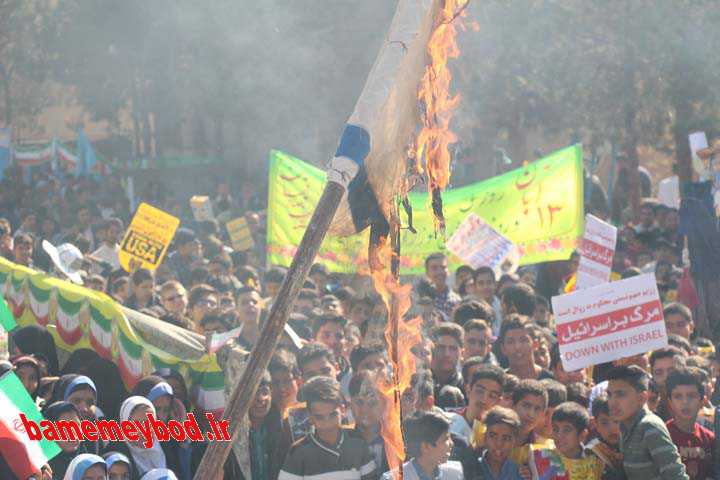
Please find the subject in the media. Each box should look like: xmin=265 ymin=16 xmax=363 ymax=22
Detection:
xmin=389 ymin=217 xmax=404 ymax=479
xmin=193 ymin=180 xmax=346 ymax=479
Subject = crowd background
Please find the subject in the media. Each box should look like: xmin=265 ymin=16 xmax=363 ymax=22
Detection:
xmin=0 ymin=149 xmax=714 ymax=480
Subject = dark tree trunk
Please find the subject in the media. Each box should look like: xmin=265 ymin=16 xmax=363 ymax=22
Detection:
xmin=673 ymin=95 xmax=693 ymax=185
xmin=622 ymin=47 xmax=640 ymax=219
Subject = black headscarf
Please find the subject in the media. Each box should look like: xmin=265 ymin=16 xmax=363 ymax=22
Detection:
xmin=10 ymin=355 xmax=41 ymax=399
xmin=11 ymin=325 xmax=59 ymax=375
xmin=87 ymin=357 xmax=128 ymax=421
xmin=60 ymin=348 xmax=100 ymax=376
xmin=43 ymin=401 xmax=87 ymax=480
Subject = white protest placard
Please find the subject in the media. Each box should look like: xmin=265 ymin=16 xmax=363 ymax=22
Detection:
xmin=206 ymin=324 xmax=243 ymax=354
xmin=576 ymin=214 xmax=617 ymax=290
xmin=446 ymin=213 xmax=515 ymax=270
xmin=552 ymin=273 xmax=667 ymax=371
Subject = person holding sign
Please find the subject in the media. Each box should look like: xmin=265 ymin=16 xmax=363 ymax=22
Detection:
xmin=164 ymin=228 xmax=201 ymax=286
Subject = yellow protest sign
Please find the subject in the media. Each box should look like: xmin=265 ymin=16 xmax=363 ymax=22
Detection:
xmin=119 ymin=203 xmax=180 ymax=272
xmin=226 ymin=217 xmax=255 ymax=252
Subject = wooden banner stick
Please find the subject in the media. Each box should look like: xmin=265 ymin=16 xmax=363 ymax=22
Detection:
xmin=193 ymin=179 xmax=346 ymax=479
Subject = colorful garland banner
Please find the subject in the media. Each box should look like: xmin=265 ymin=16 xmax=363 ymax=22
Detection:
xmin=267 ymin=145 xmax=584 ymax=274
xmin=0 ymin=257 xmax=225 ymax=415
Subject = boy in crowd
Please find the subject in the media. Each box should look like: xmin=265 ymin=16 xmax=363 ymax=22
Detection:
xmin=350 ymin=344 xmax=389 ymax=376
xmin=499 ymin=315 xmax=554 ymax=380
xmin=666 ymin=367 xmax=715 ymax=480
xmin=268 ymin=349 xmax=299 ymax=417
xmin=501 ymin=283 xmax=536 ymax=317
xmin=509 ymin=379 xmax=552 ymax=464
xmin=532 ymin=402 xmax=603 ymax=479
xmin=463 ymin=319 xmax=497 ymax=365
xmin=448 ymin=365 xmax=505 ymax=447
xmin=664 ymin=303 xmax=694 ymax=340
xmin=606 ymin=365 xmax=688 ymax=479
xmin=478 ymin=406 xmax=524 ymax=480
xmin=279 ymin=376 xmax=377 ymax=480
xmin=430 ymin=323 xmax=465 ymax=407
xmin=382 ymin=411 xmax=463 ymax=480
xmin=401 ymin=370 xmax=438 ymax=418
xmin=537 ymin=379 xmax=568 ymax=439
xmin=313 ymin=313 xmax=349 ymax=371
xmin=349 ymin=371 xmax=388 ymax=474
xmin=586 ymin=394 xmax=624 ymax=480
xmin=501 ymin=374 xmax=519 ymax=409
xmin=242 ymin=371 xmax=288 ymax=480
xmin=549 ymin=344 xmax=588 ymax=386
xmin=297 ymin=342 xmax=338 ymax=381
xmin=650 ymin=346 xmax=687 ymax=420
xmin=288 ymin=343 xmax=340 ymax=441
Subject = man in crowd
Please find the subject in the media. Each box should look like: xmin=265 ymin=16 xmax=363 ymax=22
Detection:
xmin=425 ymin=253 xmax=462 ymax=320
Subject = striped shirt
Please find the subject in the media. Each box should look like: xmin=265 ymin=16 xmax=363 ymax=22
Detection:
xmin=619 ymin=407 xmax=688 ymax=480
xmin=279 ymin=429 xmax=377 ymax=480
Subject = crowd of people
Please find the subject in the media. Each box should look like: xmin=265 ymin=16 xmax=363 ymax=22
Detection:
xmin=0 ymin=161 xmax=715 ymax=480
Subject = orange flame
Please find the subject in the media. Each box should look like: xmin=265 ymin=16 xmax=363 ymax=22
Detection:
xmin=416 ymin=0 xmax=468 ymax=192
xmin=370 ymin=246 xmax=423 ymax=476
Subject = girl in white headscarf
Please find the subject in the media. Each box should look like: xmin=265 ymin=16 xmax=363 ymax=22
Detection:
xmin=63 ymin=453 xmax=106 ymax=480
xmin=141 ymin=468 xmax=179 ymax=480
xmin=117 ymin=396 xmax=167 ymax=477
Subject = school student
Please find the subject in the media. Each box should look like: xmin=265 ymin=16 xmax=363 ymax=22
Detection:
xmin=585 ymin=394 xmax=625 ymax=480
xmin=448 ymin=365 xmax=505 ymax=447
xmin=382 ymin=411 xmax=464 ymax=480
xmin=531 ymin=402 xmax=603 ymax=479
xmin=606 ymin=365 xmax=688 ymax=480
xmin=477 ymin=407 xmax=524 ymax=480
xmin=509 ymin=379 xmax=553 ymax=465
xmin=278 ymin=376 xmax=377 ymax=480
xmin=666 ymin=367 xmax=715 ymax=480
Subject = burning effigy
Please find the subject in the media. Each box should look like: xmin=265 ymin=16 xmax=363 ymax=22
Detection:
xmin=324 ymin=0 xmax=470 ymax=475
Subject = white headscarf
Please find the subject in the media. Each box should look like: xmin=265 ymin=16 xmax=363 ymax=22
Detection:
xmin=119 ymin=395 xmax=166 ymax=475
xmin=63 ymin=453 xmax=106 ymax=480
xmin=141 ymin=468 xmax=179 ymax=480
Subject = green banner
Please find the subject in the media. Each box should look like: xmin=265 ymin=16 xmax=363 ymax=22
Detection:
xmin=267 ymin=145 xmax=584 ymax=274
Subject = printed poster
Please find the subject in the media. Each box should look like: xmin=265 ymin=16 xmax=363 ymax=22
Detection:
xmin=552 ymin=273 xmax=667 ymax=371
xmin=119 ymin=203 xmax=180 ymax=272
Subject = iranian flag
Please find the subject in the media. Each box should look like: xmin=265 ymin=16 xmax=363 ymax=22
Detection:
xmin=0 ymin=372 xmax=60 ymax=478
xmin=0 ymin=293 xmax=16 ymax=332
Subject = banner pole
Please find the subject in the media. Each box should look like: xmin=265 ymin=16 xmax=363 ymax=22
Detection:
xmin=193 ymin=179 xmax=346 ymax=479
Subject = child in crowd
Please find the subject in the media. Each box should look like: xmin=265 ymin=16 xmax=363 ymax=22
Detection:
xmin=585 ymin=394 xmax=624 ymax=480
xmin=349 ymin=371 xmax=388 ymax=474
xmin=537 ymin=379 xmax=568 ymax=439
xmin=666 ymin=367 xmax=715 ymax=480
xmin=279 ymin=376 xmax=376 ymax=480
xmin=448 ymin=365 xmax=505 ymax=447
xmin=478 ymin=406 xmax=524 ymax=480
xmin=606 ymin=365 xmax=688 ymax=479
xmin=509 ymin=379 xmax=552 ymax=465
xmin=382 ymin=411 xmax=464 ymax=480
xmin=286 ymin=342 xmax=341 ymax=441
xmin=531 ymin=402 xmax=603 ymax=479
